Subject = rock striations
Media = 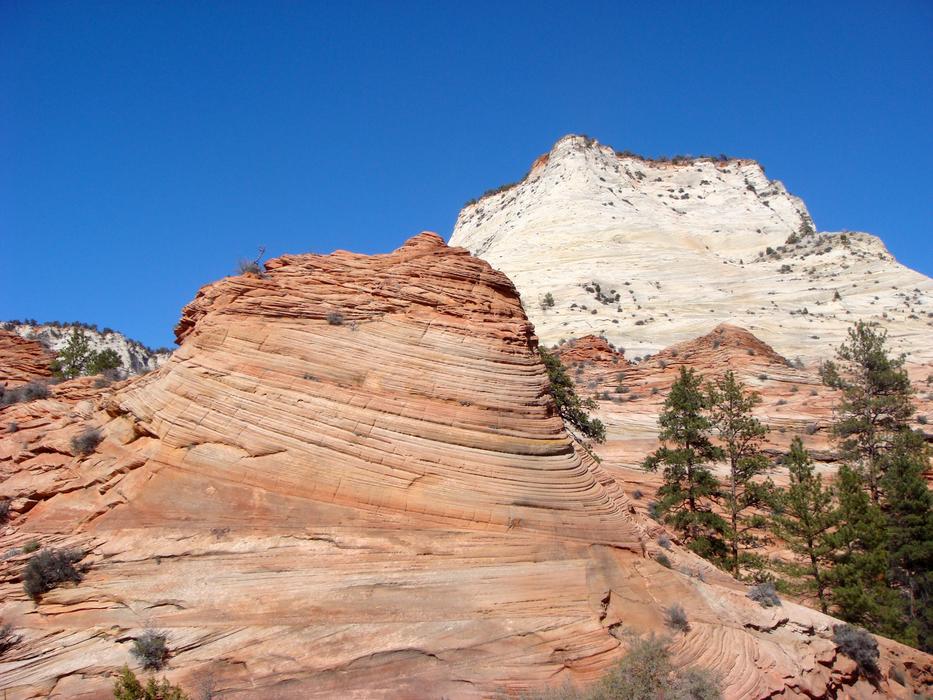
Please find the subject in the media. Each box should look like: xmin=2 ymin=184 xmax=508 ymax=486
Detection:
xmin=450 ymin=135 xmax=933 ymax=362
xmin=0 ymin=234 xmax=930 ymax=698
xmin=0 ymin=330 xmax=54 ymax=387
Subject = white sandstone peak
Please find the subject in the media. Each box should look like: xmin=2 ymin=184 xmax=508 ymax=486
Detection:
xmin=450 ymin=135 xmax=932 ymax=362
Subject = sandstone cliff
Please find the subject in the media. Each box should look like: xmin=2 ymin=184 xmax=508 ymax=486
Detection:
xmin=0 ymin=235 xmax=929 ymax=698
xmin=450 ymin=135 xmax=933 ymax=363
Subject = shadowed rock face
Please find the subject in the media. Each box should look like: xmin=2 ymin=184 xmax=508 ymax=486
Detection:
xmin=0 ymin=235 xmax=930 ymax=699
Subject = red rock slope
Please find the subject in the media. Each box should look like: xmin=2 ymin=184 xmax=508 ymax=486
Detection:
xmin=0 ymin=235 xmax=929 ymax=698
xmin=0 ymin=330 xmax=53 ymax=387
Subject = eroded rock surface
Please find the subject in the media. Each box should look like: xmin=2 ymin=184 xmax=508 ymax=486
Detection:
xmin=450 ymin=135 xmax=933 ymax=363
xmin=0 ymin=330 xmax=53 ymax=386
xmin=1 ymin=235 xmax=929 ymax=699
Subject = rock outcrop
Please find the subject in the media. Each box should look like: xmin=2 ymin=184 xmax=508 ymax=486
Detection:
xmin=3 ymin=323 xmax=171 ymax=376
xmin=450 ymin=135 xmax=933 ymax=363
xmin=0 ymin=331 xmax=53 ymax=387
xmin=0 ymin=235 xmax=929 ymax=699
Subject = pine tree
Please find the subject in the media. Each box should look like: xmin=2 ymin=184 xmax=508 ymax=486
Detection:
xmin=820 ymin=321 xmax=914 ymax=503
xmin=881 ymin=429 xmax=933 ymax=651
xmin=643 ymin=366 xmax=726 ymax=559
xmin=773 ymin=438 xmax=836 ymax=613
xmin=52 ymin=328 xmax=93 ymax=379
xmin=86 ymin=348 xmax=122 ymax=376
xmin=540 ymin=348 xmax=605 ymax=443
xmin=830 ymin=465 xmax=904 ymax=639
xmin=706 ymin=371 xmax=771 ymax=576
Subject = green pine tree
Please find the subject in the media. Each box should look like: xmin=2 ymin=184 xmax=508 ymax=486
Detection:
xmin=772 ymin=437 xmax=837 ymax=613
xmin=87 ymin=348 xmax=122 ymax=376
xmin=53 ymin=328 xmax=93 ymax=379
xmin=881 ymin=429 xmax=933 ymax=651
xmin=820 ymin=321 xmax=914 ymax=503
xmin=643 ymin=366 xmax=726 ymax=560
xmin=830 ymin=465 xmax=904 ymax=639
xmin=540 ymin=348 xmax=606 ymax=443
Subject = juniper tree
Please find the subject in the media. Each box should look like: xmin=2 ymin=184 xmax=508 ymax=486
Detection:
xmin=772 ymin=438 xmax=836 ymax=613
xmin=643 ymin=367 xmax=726 ymax=559
xmin=706 ymin=371 xmax=771 ymax=576
xmin=820 ymin=321 xmax=914 ymax=503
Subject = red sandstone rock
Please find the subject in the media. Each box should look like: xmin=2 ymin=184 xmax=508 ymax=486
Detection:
xmin=0 ymin=236 xmax=929 ymax=699
xmin=0 ymin=330 xmax=53 ymax=387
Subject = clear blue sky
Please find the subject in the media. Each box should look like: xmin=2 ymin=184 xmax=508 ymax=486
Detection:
xmin=2 ymin=2 xmax=931 ymax=349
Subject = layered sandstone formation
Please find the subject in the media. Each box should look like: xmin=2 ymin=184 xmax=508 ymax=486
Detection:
xmin=0 ymin=330 xmax=53 ymax=387
xmin=450 ymin=135 xmax=933 ymax=363
xmin=0 ymin=235 xmax=930 ymax=699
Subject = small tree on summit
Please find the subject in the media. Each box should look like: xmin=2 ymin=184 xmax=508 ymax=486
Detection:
xmin=643 ymin=366 xmax=726 ymax=560
xmin=540 ymin=348 xmax=605 ymax=443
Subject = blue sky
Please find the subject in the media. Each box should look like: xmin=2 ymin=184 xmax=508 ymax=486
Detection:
xmin=2 ymin=2 xmax=931 ymax=348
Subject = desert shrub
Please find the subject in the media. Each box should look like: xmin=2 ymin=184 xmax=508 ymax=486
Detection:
xmin=131 ymin=630 xmax=169 ymax=670
xmin=632 ymin=489 xmax=643 ymax=500
xmin=657 ymin=534 xmax=672 ymax=550
xmin=776 ymin=399 xmax=787 ymax=406
xmin=758 ymin=373 xmax=768 ymax=381
xmin=113 ymin=665 xmax=189 ymax=700
xmin=237 ymin=259 xmax=262 ymax=276
xmin=833 ymin=624 xmax=879 ymax=678
xmin=804 ymin=423 xmax=819 ymax=435
xmin=0 ymin=499 xmax=9 ymax=522
xmin=0 ymin=381 xmax=50 ymax=406
xmin=72 ymin=428 xmax=102 ymax=455
xmin=0 ymin=622 xmax=20 ymax=656
xmin=592 ymin=634 xmax=721 ymax=700
xmin=23 ymin=548 xmax=83 ymax=600
xmin=656 ymin=553 xmax=672 ymax=568
xmin=918 ymin=415 xmax=928 ymax=425
xmin=664 ymin=604 xmax=690 ymax=632
xmin=541 ymin=292 xmax=555 ymax=310
xmin=326 ymin=311 xmax=344 ymax=326
xmin=747 ymin=581 xmax=781 ymax=607
xmin=22 ymin=539 xmax=39 ymax=553
xmin=7 ymin=422 xmax=18 ymax=433
xmin=648 ymin=501 xmax=660 ymax=519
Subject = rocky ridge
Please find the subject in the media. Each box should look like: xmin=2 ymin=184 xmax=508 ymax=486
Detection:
xmin=450 ymin=135 xmax=933 ymax=363
xmin=3 ymin=322 xmax=172 ymax=376
xmin=1 ymin=235 xmax=929 ymax=698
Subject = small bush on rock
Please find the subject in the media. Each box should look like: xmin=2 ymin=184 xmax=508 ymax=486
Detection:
xmin=0 ymin=381 xmax=50 ymax=406
xmin=0 ymin=622 xmax=20 ymax=656
xmin=0 ymin=499 xmax=10 ymax=522
xmin=23 ymin=548 xmax=83 ymax=600
xmin=747 ymin=581 xmax=781 ymax=607
xmin=833 ymin=624 xmax=879 ymax=678
xmin=326 ymin=311 xmax=344 ymax=326
xmin=72 ymin=428 xmax=102 ymax=455
xmin=131 ymin=630 xmax=170 ymax=670
xmin=656 ymin=553 xmax=672 ymax=568
xmin=665 ymin=603 xmax=690 ymax=632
